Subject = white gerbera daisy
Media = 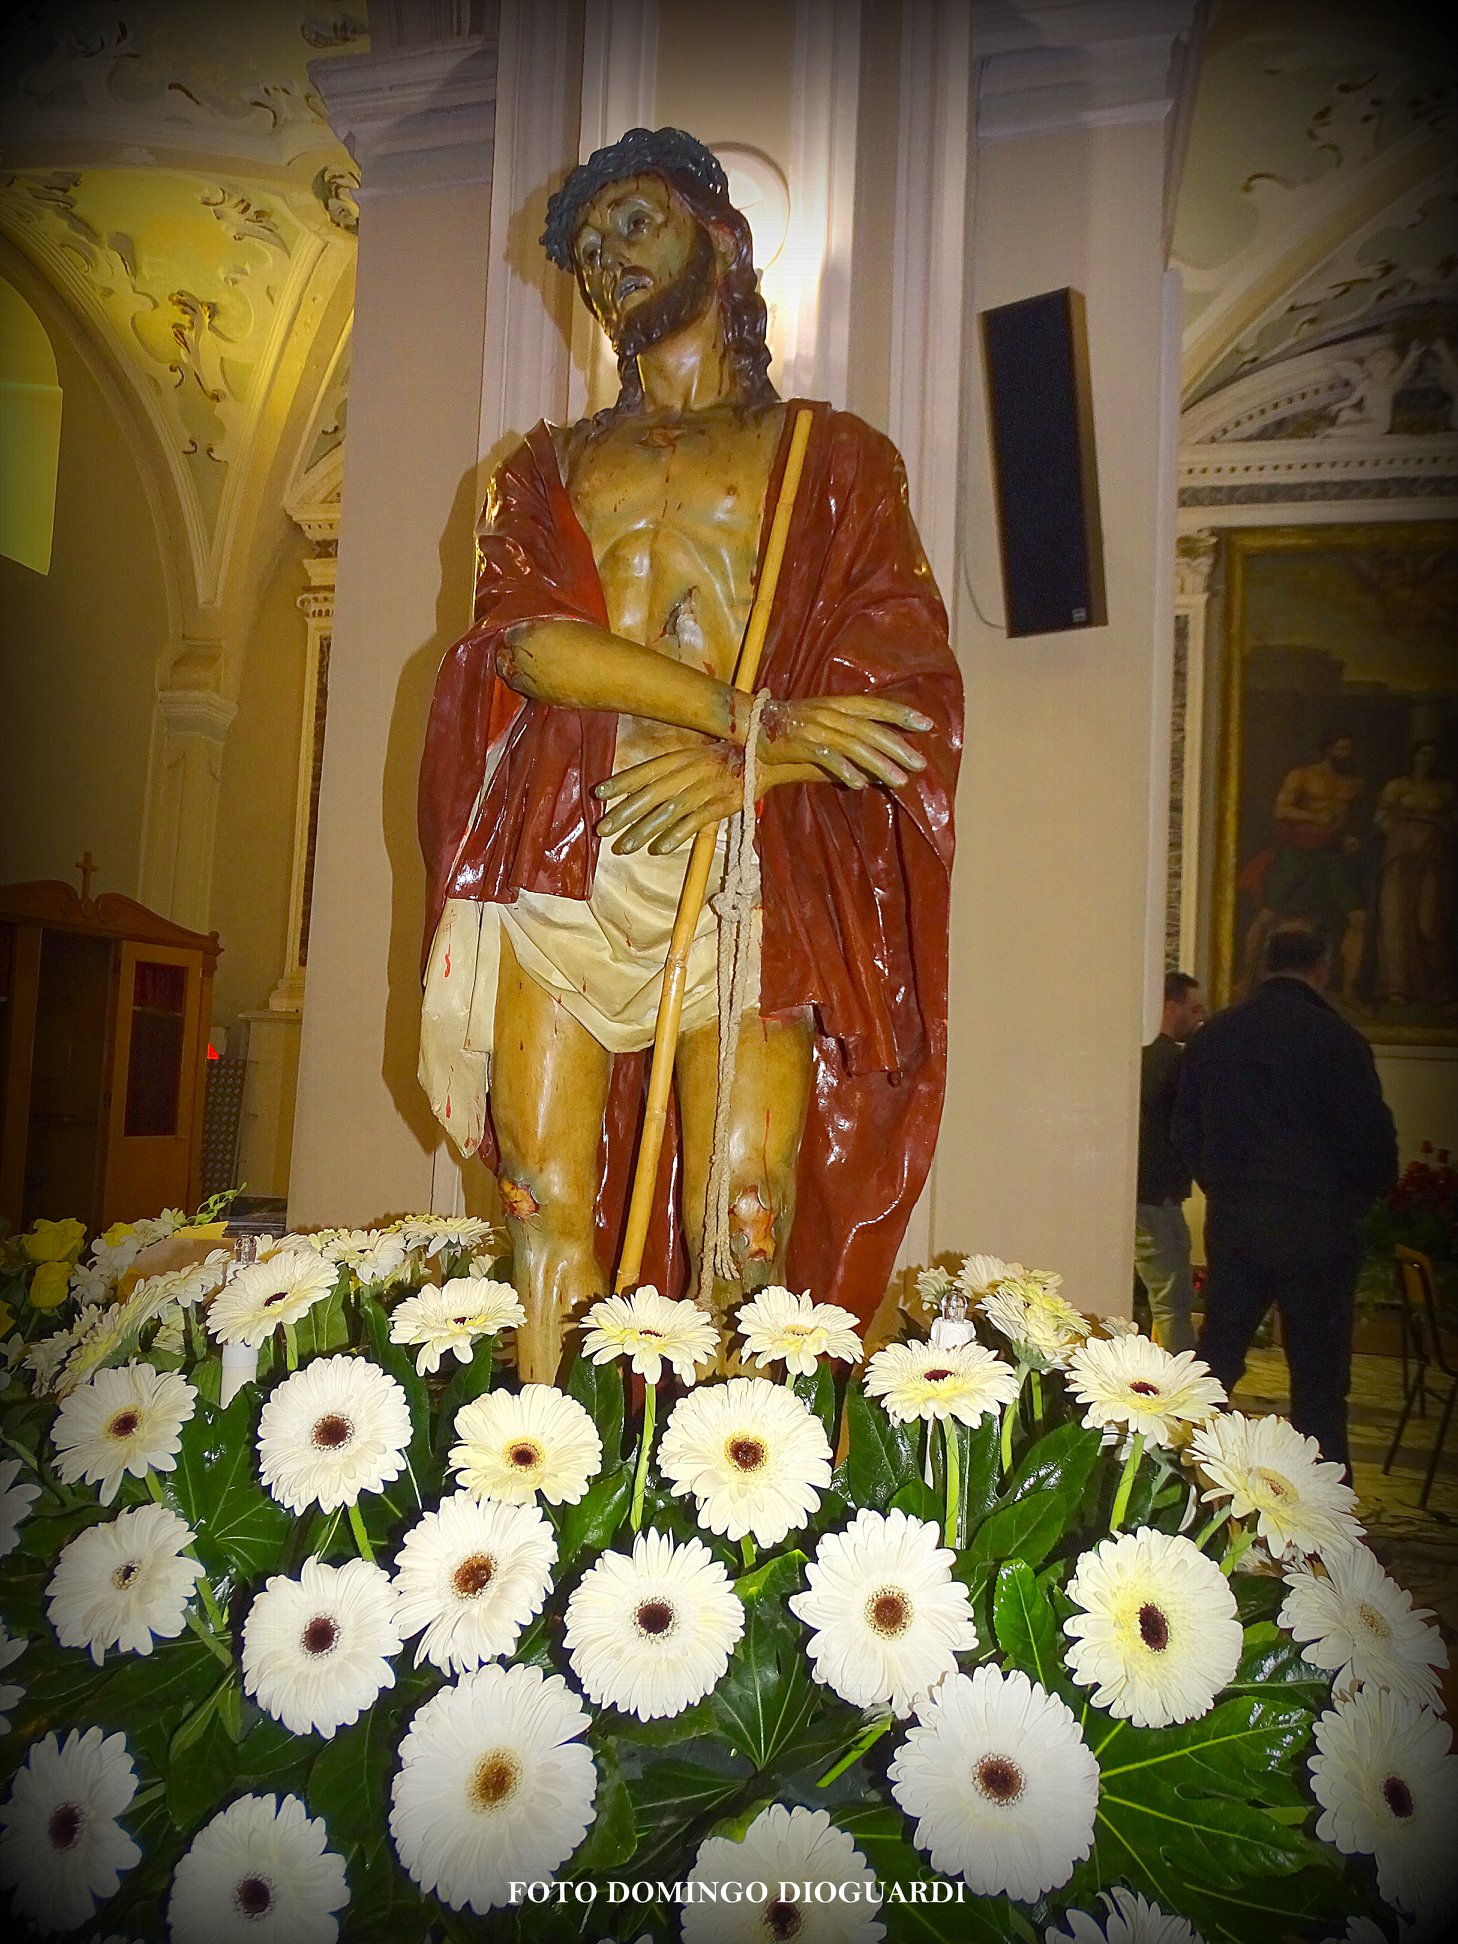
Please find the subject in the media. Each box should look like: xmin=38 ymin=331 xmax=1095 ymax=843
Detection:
xmin=979 ymin=1277 xmax=1090 ymax=1370
xmin=391 ymin=1279 xmax=525 ymax=1376
xmin=1309 ymin=1686 xmax=1458 ymax=1923
xmin=55 ymin=1302 xmax=138 ymax=1397
xmin=449 ymin=1384 xmax=602 ymax=1506
xmin=563 ymin=1530 xmax=744 ymax=1720
xmin=400 ymin=1215 xmax=500 ymax=1261
xmin=393 ymin=1494 xmax=555 ymax=1674
xmin=1280 ymin=1546 xmax=1447 ymax=1709
xmin=47 ymin=1502 xmax=205 ymax=1665
xmin=1065 ymin=1336 xmax=1225 ymax=1450
xmin=0 ymin=1625 xmax=25 ymax=1736
xmin=309 ymin=1226 xmax=410 ymax=1285
xmin=50 ymin=1362 xmax=197 ymax=1505
xmin=735 ymin=1285 xmax=863 ymax=1377
xmin=657 ymin=1376 xmax=833 ymax=1548
xmin=789 ymin=1508 xmax=978 ymax=1715
xmin=257 ymin=1355 xmax=412 ymax=1514
xmin=684 ymin=1803 xmax=884 ymax=1944
xmin=167 ymin=1792 xmax=349 ymax=1944
xmin=913 ymin=1264 xmax=955 ymax=1312
xmin=863 ymin=1338 xmax=1019 ymax=1427
xmin=207 ymin=1248 xmax=338 ymax=1347
xmin=1048 ymin=1885 xmax=1204 ymax=1944
xmin=580 ymin=1285 xmax=719 ymax=1386
xmin=1188 ymin=1412 xmax=1363 ymax=1561
xmin=955 ymin=1252 xmax=1024 ymax=1300
xmin=0 ymin=1727 xmax=141 ymax=1932
xmin=1101 ymin=1315 xmax=1144 ymax=1338
xmin=1063 ymin=1527 xmax=1241 ymax=1728
xmin=389 ymin=1662 xmax=595 ymax=1913
xmin=889 ymin=1664 xmax=1098 ymax=1900
xmin=0 ymin=1455 xmax=41 ymax=1558
xmin=242 ymin=1557 xmax=401 ymax=1739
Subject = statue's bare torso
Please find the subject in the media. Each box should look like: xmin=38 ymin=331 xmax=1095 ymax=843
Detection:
xmin=558 ymin=403 xmax=784 ymax=768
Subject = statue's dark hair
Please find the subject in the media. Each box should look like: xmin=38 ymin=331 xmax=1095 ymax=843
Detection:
xmin=541 ymin=126 xmax=776 ymax=416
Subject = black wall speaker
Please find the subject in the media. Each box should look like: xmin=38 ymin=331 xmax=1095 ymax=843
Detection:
xmin=979 ymin=287 xmax=1107 ymax=638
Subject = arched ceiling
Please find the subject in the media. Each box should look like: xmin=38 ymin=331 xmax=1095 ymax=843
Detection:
xmin=0 ymin=1 xmax=366 ymax=614
xmin=1173 ymin=0 xmax=1456 ymax=407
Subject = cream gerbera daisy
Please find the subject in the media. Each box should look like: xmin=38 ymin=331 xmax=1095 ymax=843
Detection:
xmin=580 ymin=1285 xmax=719 ymax=1386
xmin=979 ymin=1277 xmax=1090 ymax=1370
xmin=1063 ymin=1527 xmax=1241 ymax=1728
xmin=389 ymin=1663 xmax=595 ymax=1913
xmin=449 ymin=1384 xmax=602 ymax=1506
xmin=684 ymin=1804 xmax=884 ymax=1944
xmin=50 ymin=1362 xmax=197 ymax=1505
xmin=955 ymin=1252 xmax=1025 ymax=1301
xmin=393 ymin=1493 xmax=556 ymax=1674
xmin=257 ymin=1355 xmax=412 ymax=1514
xmin=657 ymin=1376 xmax=833 ymax=1548
xmin=789 ymin=1509 xmax=978 ymax=1715
xmin=1309 ymin=1685 xmax=1458 ymax=1923
xmin=242 ymin=1556 xmax=402 ymax=1739
xmin=1064 ymin=1336 xmax=1225 ymax=1450
xmin=47 ymin=1502 xmax=205 ymax=1665
xmin=1187 ymin=1412 xmax=1363 ymax=1561
xmin=0 ymin=1455 xmax=41 ymax=1558
xmin=400 ymin=1215 xmax=500 ymax=1261
xmin=167 ymin=1792 xmax=349 ymax=1944
xmin=390 ymin=1279 xmax=525 ymax=1376
xmin=735 ymin=1285 xmax=863 ymax=1377
xmin=1280 ymin=1545 xmax=1447 ymax=1709
xmin=0 ymin=1727 xmax=141 ymax=1933
xmin=863 ymin=1338 xmax=1019 ymax=1427
xmin=1049 ymin=1885 xmax=1204 ymax=1944
xmin=310 ymin=1226 xmax=410 ymax=1286
xmin=563 ymin=1530 xmax=744 ymax=1720
xmin=207 ymin=1248 xmax=338 ymax=1347
xmin=889 ymin=1664 xmax=1098 ymax=1900
xmin=0 ymin=1626 xmax=25 ymax=1736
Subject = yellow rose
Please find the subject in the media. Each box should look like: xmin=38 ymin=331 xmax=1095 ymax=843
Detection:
xmin=21 ymin=1217 xmax=86 ymax=1264
xmin=28 ymin=1260 xmax=72 ymax=1309
xmin=100 ymin=1221 xmax=135 ymax=1250
xmin=0 ymin=1298 xmax=12 ymax=1335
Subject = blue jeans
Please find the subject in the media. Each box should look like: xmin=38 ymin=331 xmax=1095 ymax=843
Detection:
xmin=1134 ymin=1201 xmax=1196 ymax=1352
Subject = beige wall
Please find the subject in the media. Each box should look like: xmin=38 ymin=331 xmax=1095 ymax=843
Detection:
xmin=654 ymin=2 xmax=793 ymax=163
xmin=210 ymin=510 xmax=308 ymax=1026
xmin=0 ymin=296 xmax=166 ymax=897
xmin=942 ymin=117 xmax=1177 ymax=1309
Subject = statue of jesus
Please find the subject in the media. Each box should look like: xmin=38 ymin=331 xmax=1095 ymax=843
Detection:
xmin=418 ymin=128 xmax=962 ymax=1379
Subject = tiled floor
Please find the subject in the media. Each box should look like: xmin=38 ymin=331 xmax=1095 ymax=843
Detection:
xmin=1236 ymin=1346 xmax=1458 ymax=1707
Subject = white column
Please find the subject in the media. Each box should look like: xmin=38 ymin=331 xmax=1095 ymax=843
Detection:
xmin=1173 ymin=529 xmax=1218 ymax=976
xmin=137 ymin=675 xmax=236 ymax=932
xmin=289 ymin=22 xmax=500 ymax=1227
xmin=938 ymin=1 xmax=1199 ymax=1313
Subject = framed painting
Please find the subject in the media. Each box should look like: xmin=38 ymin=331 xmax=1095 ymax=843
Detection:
xmin=1212 ymin=522 xmax=1458 ymax=1044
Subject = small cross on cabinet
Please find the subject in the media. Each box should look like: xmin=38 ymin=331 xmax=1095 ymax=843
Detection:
xmin=75 ymin=850 xmax=98 ymax=899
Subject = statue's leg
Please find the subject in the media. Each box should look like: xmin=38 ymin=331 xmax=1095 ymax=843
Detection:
xmin=676 ymin=1005 xmax=814 ymax=1317
xmin=492 ymin=930 xmax=612 ymax=1382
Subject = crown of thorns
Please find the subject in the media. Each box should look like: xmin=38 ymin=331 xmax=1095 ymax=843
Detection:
xmin=541 ymin=126 xmax=730 ymax=269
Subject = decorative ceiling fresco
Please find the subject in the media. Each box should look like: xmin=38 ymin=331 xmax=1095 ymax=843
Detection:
xmin=1173 ymin=0 xmax=1457 ymax=408
xmin=0 ymin=1 xmax=366 ymax=612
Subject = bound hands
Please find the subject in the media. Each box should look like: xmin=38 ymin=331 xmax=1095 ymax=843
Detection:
xmin=594 ymin=694 xmax=932 ymax=855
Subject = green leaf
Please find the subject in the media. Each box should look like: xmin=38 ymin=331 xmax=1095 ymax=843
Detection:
xmin=629 ymin=1751 xmax=749 ymax=1871
xmin=1003 ymin=1418 xmax=1101 ymax=1509
xmin=957 ymin=1415 xmax=1001 ymax=1535
xmin=1097 ymin=1692 xmax=1314 ymax=1798
xmin=991 ymin=1560 xmax=1058 ymax=1688
xmin=1229 ymin=1622 xmax=1331 ymax=1701
xmin=833 ymin=1803 xmax=1024 ymax=1943
xmin=310 ymin=1700 xmax=406 ymax=1885
xmin=710 ymin=1552 xmax=818 ymax=1771
xmin=166 ymin=1672 xmax=242 ymax=1835
xmin=168 ymin=1388 xmax=293 ymax=1588
xmin=841 ymin=1382 xmax=917 ymax=1512
xmin=570 ymin=1738 xmax=636 ymax=1874
xmin=556 ymin=1464 xmax=632 ymax=1566
xmin=433 ymin=1345 xmax=500 ymax=1459
xmin=567 ymin=1348 xmax=626 ymax=1467
xmin=966 ymin=1487 xmax=1066 ymax=1570
xmin=889 ymin=1477 xmax=940 ymax=1525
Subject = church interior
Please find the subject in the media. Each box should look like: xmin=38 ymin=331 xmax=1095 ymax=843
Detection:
xmin=1 ymin=1 xmax=1457 ymax=1934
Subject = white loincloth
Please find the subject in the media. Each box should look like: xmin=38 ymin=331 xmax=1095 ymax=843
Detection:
xmin=419 ymin=813 xmax=761 ymax=1159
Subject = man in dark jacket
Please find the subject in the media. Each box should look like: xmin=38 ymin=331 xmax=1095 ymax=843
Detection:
xmin=1174 ymin=924 xmax=1398 ymax=1472
xmin=1135 ymin=971 xmax=1206 ymax=1350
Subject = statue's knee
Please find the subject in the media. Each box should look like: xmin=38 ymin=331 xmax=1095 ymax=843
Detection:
xmin=500 ymin=1175 xmax=540 ymax=1221
xmin=729 ymin=1182 xmax=784 ymax=1264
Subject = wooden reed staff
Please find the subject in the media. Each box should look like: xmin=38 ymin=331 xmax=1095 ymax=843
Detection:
xmin=614 ymin=406 xmax=814 ymax=1292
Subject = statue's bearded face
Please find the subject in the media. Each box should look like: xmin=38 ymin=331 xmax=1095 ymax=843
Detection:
xmin=572 ymin=173 xmax=718 ymax=357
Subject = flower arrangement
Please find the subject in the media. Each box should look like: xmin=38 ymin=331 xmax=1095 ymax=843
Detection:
xmin=1361 ymin=1143 xmax=1458 ymax=1316
xmin=1 ymin=1222 xmax=1453 ymax=1942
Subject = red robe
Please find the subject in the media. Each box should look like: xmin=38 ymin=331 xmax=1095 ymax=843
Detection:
xmin=418 ymin=400 xmax=962 ymax=1321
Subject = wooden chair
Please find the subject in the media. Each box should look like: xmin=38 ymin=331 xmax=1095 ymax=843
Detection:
xmin=1382 ymin=1245 xmax=1458 ymax=1508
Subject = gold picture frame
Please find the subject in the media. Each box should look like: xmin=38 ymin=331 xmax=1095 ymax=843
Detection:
xmin=1212 ymin=521 xmax=1458 ymax=1044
